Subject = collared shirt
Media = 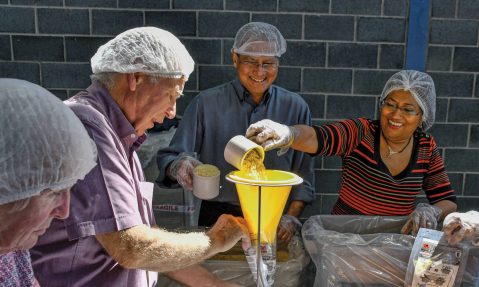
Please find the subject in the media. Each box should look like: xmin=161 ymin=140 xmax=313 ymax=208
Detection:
xmin=157 ymin=78 xmax=315 ymax=205
xmin=31 ymin=82 xmax=157 ymax=287
xmin=0 ymin=250 xmax=36 ymax=287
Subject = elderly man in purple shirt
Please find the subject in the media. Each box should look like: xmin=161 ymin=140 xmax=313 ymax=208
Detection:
xmin=31 ymin=27 xmax=250 ymax=287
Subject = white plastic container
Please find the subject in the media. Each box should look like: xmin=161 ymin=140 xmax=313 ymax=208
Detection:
xmin=192 ymin=164 xmax=220 ymax=200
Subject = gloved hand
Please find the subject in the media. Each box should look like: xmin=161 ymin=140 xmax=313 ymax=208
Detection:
xmin=245 ymin=119 xmax=298 ymax=156
xmin=277 ymin=215 xmax=302 ymax=244
xmin=400 ymin=203 xmax=442 ymax=236
xmin=442 ymin=211 xmax=479 ymax=246
xmin=167 ymin=153 xmax=202 ymax=191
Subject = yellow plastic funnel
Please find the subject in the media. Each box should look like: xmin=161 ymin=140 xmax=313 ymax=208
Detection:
xmin=226 ymin=170 xmax=303 ymax=243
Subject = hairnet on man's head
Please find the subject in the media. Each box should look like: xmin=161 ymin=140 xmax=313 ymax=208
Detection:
xmin=232 ymin=22 xmax=287 ymax=57
xmin=380 ymin=70 xmax=436 ymax=131
xmin=0 ymin=79 xmax=97 ymax=205
xmin=91 ymin=27 xmax=194 ymax=80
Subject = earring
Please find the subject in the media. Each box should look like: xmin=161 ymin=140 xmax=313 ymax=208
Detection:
xmin=416 ymin=123 xmax=423 ymax=133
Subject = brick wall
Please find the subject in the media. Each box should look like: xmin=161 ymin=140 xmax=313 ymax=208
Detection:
xmin=0 ymin=0 xmax=478 ymax=216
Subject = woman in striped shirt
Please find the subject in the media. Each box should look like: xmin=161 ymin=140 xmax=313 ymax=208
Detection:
xmin=246 ymin=70 xmax=457 ymax=235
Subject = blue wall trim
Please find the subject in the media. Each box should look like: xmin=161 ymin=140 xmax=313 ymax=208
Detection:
xmin=405 ymin=0 xmax=430 ymax=71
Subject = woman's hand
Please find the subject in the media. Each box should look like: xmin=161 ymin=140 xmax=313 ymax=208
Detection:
xmin=246 ymin=119 xmax=296 ymax=155
xmin=401 ymin=203 xmax=442 ymax=235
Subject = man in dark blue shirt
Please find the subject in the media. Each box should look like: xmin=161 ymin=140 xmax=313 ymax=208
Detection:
xmin=157 ymin=22 xmax=315 ymax=243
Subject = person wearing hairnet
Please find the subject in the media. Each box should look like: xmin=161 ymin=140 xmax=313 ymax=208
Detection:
xmin=0 ymin=79 xmax=97 ymax=286
xmin=246 ymin=70 xmax=457 ymax=236
xmin=30 ymin=27 xmax=250 ymax=287
xmin=157 ymin=22 xmax=314 ymax=244
xmin=442 ymin=211 xmax=479 ymax=246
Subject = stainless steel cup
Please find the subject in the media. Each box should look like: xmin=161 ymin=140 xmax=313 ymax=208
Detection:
xmin=224 ymin=135 xmax=265 ymax=170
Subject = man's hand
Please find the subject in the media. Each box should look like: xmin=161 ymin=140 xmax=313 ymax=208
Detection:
xmin=246 ymin=119 xmax=297 ymax=155
xmin=442 ymin=211 xmax=479 ymax=246
xmin=168 ymin=154 xmax=202 ymax=190
xmin=401 ymin=203 xmax=442 ymax=235
xmin=277 ymin=215 xmax=302 ymax=244
xmin=206 ymin=214 xmax=251 ymax=255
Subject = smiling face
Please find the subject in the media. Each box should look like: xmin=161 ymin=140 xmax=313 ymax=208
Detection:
xmin=124 ymin=75 xmax=185 ymax=136
xmin=232 ymin=53 xmax=278 ymax=103
xmin=0 ymin=188 xmax=70 ymax=253
xmin=380 ymin=89 xmax=423 ymax=143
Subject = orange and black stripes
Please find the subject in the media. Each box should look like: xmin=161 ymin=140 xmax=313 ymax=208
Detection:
xmin=312 ymin=118 xmax=456 ymax=216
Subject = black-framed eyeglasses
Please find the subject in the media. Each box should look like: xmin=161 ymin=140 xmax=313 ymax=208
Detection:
xmin=381 ymin=100 xmax=421 ymax=116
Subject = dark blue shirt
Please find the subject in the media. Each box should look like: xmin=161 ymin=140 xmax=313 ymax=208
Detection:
xmin=157 ymin=78 xmax=315 ymax=205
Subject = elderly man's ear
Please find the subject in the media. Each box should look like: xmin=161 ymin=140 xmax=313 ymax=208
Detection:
xmin=231 ymin=52 xmax=238 ymax=68
xmin=126 ymin=73 xmax=145 ymax=92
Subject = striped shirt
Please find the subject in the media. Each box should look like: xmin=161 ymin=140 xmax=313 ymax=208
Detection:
xmin=313 ymin=118 xmax=456 ymax=216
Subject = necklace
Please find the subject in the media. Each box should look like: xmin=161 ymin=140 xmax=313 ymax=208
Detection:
xmin=383 ymin=135 xmax=412 ymax=158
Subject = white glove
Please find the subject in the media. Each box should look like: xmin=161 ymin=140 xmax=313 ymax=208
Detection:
xmin=401 ymin=203 xmax=442 ymax=235
xmin=442 ymin=211 xmax=479 ymax=246
xmin=168 ymin=153 xmax=202 ymax=191
xmin=245 ymin=119 xmax=297 ymax=155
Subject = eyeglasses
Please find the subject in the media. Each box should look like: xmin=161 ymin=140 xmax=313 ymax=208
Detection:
xmin=239 ymin=60 xmax=278 ymax=72
xmin=381 ymin=100 xmax=421 ymax=116
xmin=236 ymin=53 xmax=279 ymax=72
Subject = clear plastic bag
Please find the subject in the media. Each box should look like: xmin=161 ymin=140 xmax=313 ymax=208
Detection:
xmin=302 ymin=215 xmax=479 ymax=287
xmin=137 ymin=128 xmax=201 ymax=229
xmin=157 ymin=234 xmax=310 ymax=286
xmin=137 ymin=127 xmax=176 ymax=169
xmin=405 ymin=228 xmax=466 ymax=287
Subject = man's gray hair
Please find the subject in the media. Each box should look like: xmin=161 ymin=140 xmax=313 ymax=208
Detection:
xmin=90 ymin=72 xmax=118 ymax=91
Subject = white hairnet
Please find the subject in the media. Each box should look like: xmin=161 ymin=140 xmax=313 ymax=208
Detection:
xmin=232 ymin=22 xmax=287 ymax=57
xmin=379 ymin=70 xmax=436 ymax=131
xmin=0 ymin=78 xmax=97 ymax=205
xmin=91 ymin=27 xmax=194 ymax=80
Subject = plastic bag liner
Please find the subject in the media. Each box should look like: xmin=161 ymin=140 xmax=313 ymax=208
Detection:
xmin=137 ymin=127 xmax=176 ymax=168
xmin=302 ymin=215 xmax=479 ymax=287
xmin=137 ymin=128 xmax=201 ymax=229
xmin=157 ymin=235 xmax=310 ymax=286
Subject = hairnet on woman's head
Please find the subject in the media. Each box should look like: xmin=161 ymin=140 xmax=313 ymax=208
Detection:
xmin=91 ymin=27 xmax=194 ymax=80
xmin=0 ymin=79 xmax=97 ymax=205
xmin=380 ymin=70 xmax=436 ymax=131
xmin=232 ymin=22 xmax=287 ymax=57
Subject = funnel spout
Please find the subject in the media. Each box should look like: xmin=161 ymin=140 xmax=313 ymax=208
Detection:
xmin=226 ymin=170 xmax=303 ymax=286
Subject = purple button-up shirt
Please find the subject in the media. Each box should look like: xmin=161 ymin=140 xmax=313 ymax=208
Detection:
xmin=31 ymin=82 xmax=157 ymax=287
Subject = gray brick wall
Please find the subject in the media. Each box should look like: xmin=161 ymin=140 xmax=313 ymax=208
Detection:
xmin=0 ymin=0 xmax=478 ymax=217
